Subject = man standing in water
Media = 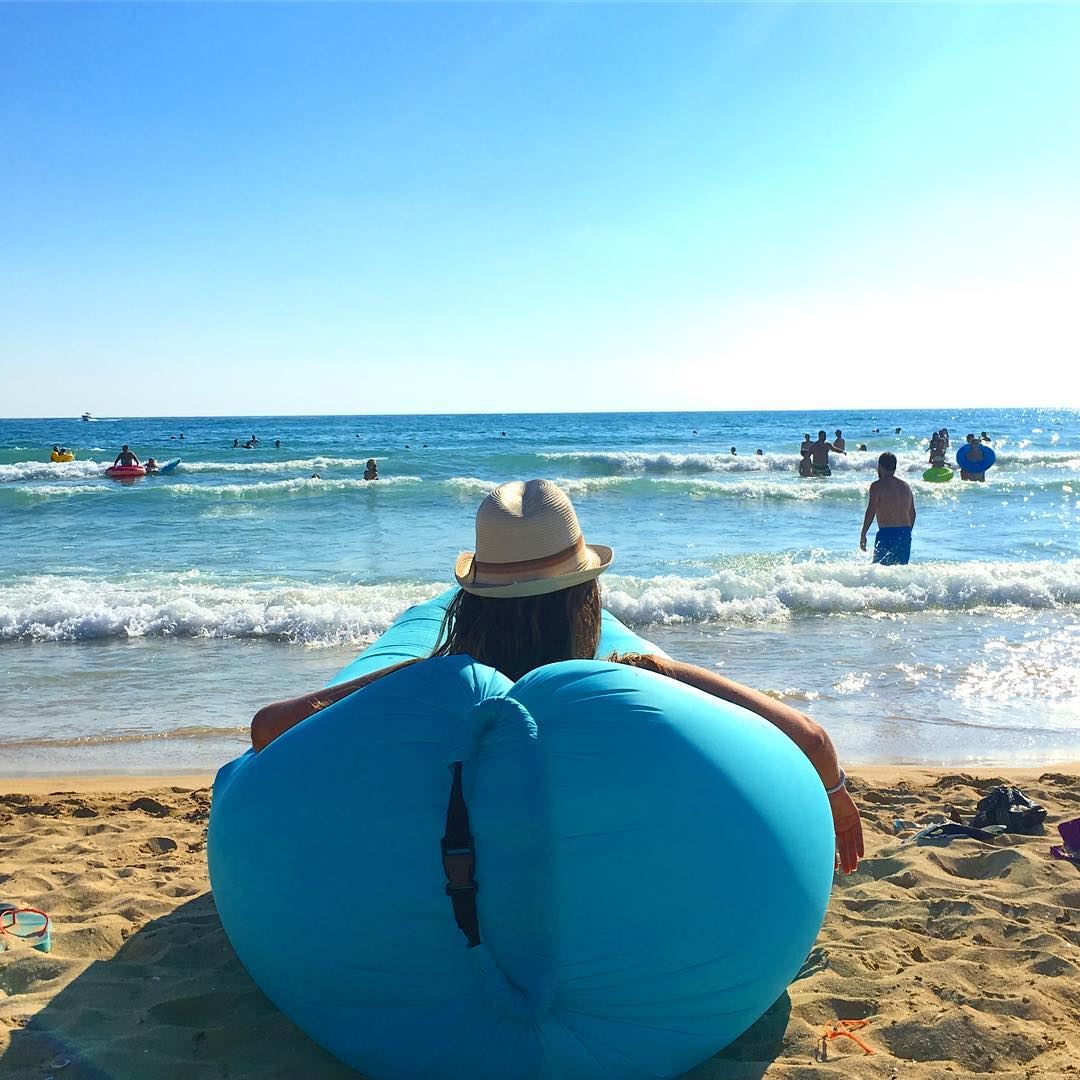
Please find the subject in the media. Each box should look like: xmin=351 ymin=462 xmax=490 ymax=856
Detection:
xmin=809 ymin=430 xmax=844 ymax=477
xmin=960 ymin=433 xmax=986 ymax=482
xmin=859 ymin=452 xmax=916 ymax=565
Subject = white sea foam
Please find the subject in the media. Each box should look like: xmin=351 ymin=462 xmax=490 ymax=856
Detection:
xmin=0 ymin=456 xmax=398 ymax=483
xmin=0 ymin=576 xmax=446 ymax=644
xmin=178 ymin=456 xmax=379 ymax=474
xmin=4 ymin=559 xmax=1079 ymax=643
xmin=600 ymin=558 xmax=1080 ymax=626
xmin=0 ymin=459 xmax=108 ymax=483
xmin=536 ymin=448 xmax=1080 ymax=476
xmin=160 ymin=475 xmax=424 ymax=498
xmin=537 ymin=450 xmax=869 ymax=474
xmin=477 ymin=474 xmax=1074 ymax=502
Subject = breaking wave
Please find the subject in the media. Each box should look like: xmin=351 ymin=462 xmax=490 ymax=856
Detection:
xmin=4 ymin=559 xmax=1079 ymax=643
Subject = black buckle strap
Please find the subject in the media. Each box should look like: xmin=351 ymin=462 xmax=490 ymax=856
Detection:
xmin=441 ymin=761 xmax=480 ymax=948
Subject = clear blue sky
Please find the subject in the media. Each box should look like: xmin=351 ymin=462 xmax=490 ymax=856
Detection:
xmin=3 ymin=2 xmax=1079 ymax=417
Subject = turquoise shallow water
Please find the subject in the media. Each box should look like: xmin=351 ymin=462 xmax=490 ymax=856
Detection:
xmin=2 ymin=408 xmax=1079 ymax=773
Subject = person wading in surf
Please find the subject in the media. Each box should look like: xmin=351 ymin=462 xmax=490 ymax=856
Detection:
xmin=860 ymin=452 xmax=916 ymax=565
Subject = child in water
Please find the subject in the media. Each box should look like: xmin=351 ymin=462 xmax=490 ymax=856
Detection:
xmin=363 ymin=458 xmax=379 ymax=481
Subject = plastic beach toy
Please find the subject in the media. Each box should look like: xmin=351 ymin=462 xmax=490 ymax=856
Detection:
xmin=1051 ymin=817 xmax=1080 ymax=865
xmin=105 ymin=465 xmax=146 ymax=480
xmin=922 ymin=466 xmax=953 ymax=482
xmin=0 ymin=906 xmax=52 ymax=953
xmin=210 ymin=591 xmax=836 ymax=1080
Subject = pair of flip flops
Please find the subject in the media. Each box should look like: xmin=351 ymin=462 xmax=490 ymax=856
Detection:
xmin=903 ymin=822 xmax=1007 ymax=846
xmin=1051 ymin=818 xmax=1080 ymax=866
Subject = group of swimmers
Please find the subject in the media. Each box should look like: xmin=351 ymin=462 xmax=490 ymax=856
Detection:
xmin=928 ymin=428 xmax=992 ymax=481
xmin=797 ymin=430 xmax=861 ymax=477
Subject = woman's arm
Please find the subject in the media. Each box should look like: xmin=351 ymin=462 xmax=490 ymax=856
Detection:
xmin=613 ymin=652 xmax=863 ymax=873
xmin=251 ymin=659 xmax=420 ymax=752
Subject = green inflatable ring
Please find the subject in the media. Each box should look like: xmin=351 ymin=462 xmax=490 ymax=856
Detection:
xmin=923 ymin=466 xmax=954 ymax=482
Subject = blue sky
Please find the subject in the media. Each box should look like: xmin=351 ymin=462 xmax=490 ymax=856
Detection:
xmin=2 ymin=2 xmax=1079 ymax=417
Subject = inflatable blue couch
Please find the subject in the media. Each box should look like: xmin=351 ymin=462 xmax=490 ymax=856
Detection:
xmin=209 ymin=591 xmax=834 ymax=1079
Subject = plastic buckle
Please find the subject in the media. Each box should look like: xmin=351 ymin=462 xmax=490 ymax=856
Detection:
xmin=441 ymin=840 xmax=477 ymax=896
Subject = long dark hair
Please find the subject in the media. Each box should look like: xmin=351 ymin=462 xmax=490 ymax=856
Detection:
xmin=431 ymin=581 xmax=602 ymax=682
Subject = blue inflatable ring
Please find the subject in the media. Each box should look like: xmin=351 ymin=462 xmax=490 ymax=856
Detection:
xmin=956 ymin=444 xmax=996 ymax=473
xmin=209 ymin=590 xmax=834 ymax=1080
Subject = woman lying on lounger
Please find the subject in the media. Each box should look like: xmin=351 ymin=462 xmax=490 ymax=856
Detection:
xmin=251 ymin=479 xmax=864 ymax=873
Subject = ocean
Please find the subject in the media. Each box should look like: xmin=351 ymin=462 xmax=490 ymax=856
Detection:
xmin=2 ymin=408 xmax=1079 ymax=775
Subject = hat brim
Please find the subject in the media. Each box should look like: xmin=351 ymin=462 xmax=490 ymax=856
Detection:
xmin=454 ymin=545 xmax=614 ymax=598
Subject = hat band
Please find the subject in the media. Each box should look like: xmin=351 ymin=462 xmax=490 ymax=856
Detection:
xmin=471 ymin=536 xmax=587 ymax=582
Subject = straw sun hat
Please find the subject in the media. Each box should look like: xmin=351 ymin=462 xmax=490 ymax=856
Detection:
xmin=454 ymin=479 xmax=614 ymax=598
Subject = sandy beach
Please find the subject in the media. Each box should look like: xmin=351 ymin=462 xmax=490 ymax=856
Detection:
xmin=0 ymin=767 xmax=1077 ymax=1079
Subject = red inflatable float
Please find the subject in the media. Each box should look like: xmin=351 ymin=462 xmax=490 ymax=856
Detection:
xmin=105 ymin=466 xmax=146 ymax=480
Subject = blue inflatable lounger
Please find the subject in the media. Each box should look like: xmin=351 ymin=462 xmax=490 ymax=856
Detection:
xmin=209 ymin=590 xmax=835 ymax=1080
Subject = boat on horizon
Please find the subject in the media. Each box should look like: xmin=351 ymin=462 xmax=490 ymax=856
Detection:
xmin=81 ymin=411 xmax=95 ymax=421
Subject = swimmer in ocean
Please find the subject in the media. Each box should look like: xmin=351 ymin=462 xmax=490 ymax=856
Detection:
xmin=730 ymin=447 xmax=737 ymax=456
xmin=809 ymin=430 xmax=843 ymax=477
xmin=113 ymin=445 xmax=140 ymax=468
xmin=833 ymin=429 xmax=845 ymax=453
xmin=960 ymin=433 xmax=986 ymax=482
xmin=798 ymin=450 xmax=813 ymax=477
xmin=860 ymin=452 xmax=916 ymax=565
xmin=363 ymin=458 xmax=379 ymax=480
xmin=928 ymin=432 xmax=947 ymax=467
xmin=800 ymin=433 xmax=813 ymax=456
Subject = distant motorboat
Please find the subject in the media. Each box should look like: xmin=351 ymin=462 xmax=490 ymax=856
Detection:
xmin=81 ymin=412 xmax=95 ymax=421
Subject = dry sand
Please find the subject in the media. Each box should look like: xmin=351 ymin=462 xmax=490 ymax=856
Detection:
xmin=1 ymin=767 xmax=1078 ymax=1080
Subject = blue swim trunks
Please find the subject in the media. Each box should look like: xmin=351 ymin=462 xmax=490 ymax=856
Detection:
xmin=873 ymin=526 xmax=912 ymax=566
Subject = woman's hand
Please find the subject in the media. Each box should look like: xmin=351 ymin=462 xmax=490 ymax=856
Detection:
xmin=829 ymin=787 xmax=864 ymax=874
